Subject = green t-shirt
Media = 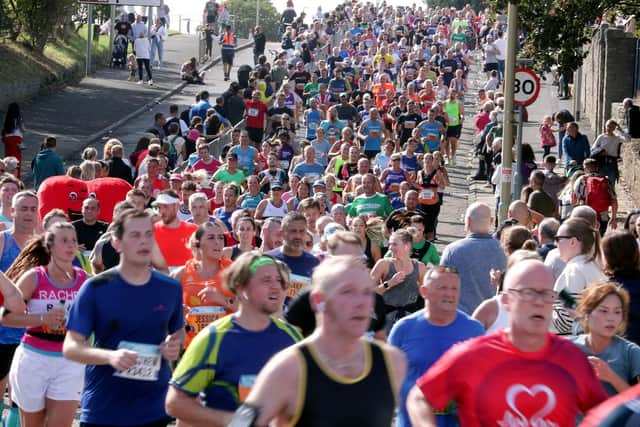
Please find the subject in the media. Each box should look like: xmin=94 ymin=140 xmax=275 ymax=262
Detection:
xmin=347 ymin=193 xmax=393 ymax=218
xmin=212 ymin=167 xmax=246 ymax=185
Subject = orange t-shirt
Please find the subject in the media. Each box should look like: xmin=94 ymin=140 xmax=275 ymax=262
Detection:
xmin=373 ymin=83 xmax=395 ymax=109
xmin=154 ymin=221 xmax=198 ymax=268
xmin=182 ymin=258 xmax=234 ymax=347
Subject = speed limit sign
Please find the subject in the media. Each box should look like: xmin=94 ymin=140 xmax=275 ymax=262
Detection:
xmin=513 ymin=68 xmax=540 ymax=106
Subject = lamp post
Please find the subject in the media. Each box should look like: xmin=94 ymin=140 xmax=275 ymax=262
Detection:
xmin=256 ymin=0 xmax=260 ymax=27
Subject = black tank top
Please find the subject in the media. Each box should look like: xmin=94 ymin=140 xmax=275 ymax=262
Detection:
xmin=292 ymin=341 xmax=396 ymax=427
xmin=102 ymin=238 xmax=120 ymax=270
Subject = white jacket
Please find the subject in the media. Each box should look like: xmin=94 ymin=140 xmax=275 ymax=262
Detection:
xmin=134 ymin=37 xmax=151 ymax=59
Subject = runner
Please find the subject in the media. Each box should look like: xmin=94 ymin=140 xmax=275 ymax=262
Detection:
xmin=170 ymin=220 xmax=234 ymax=349
xmin=406 ymin=259 xmax=607 ymax=426
xmin=219 ymin=25 xmax=237 ymax=81
xmin=4 ymin=222 xmax=88 ymax=427
xmin=166 ymin=252 xmax=301 ymax=426
xmin=63 ymin=209 xmax=184 ymax=427
xmin=230 ymin=255 xmax=406 ymax=426
xmin=153 ymin=190 xmax=198 ymax=270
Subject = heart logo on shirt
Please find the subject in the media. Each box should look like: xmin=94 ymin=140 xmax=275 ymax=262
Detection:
xmin=500 ymin=384 xmax=558 ymax=427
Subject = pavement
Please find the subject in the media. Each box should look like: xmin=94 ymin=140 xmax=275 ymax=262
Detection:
xmin=18 ymin=34 xmax=253 ymax=185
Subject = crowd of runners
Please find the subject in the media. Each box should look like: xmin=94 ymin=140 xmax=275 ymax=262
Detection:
xmin=0 ymin=0 xmax=640 ymax=426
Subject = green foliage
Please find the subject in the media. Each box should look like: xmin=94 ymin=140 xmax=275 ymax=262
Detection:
xmin=6 ymin=0 xmax=76 ymax=52
xmin=225 ymin=0 xmax=280 ymax=42
xmin=429 ymin=0 xmax=484 ymax=12
xmin=489 ymin=0 xmax=640 ymax=73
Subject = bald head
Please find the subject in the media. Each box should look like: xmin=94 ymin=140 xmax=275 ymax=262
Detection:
xmin=508 ymin=201 xmax=531 ymax=227
xmin=465 ymin=202 xmax=492 ymax=233
xmin=503 ymin=259 xmax=554 ymax=292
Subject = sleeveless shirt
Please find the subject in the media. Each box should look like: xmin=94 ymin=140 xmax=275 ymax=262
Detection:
xmin=382 ymin=259 xmax=420 ymax=308
xmin=291 ymin=341 xmax=396 ymax=427
xmin=262 ymin=199 xmax=288 ymax=218
xmin=0 ymin=230 xmax=20 ymax=272
xmin=486 ymin=297 xmax=510 ymax=334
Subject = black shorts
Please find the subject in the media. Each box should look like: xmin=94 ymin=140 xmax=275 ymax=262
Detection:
xmin=419 ymin=203 xmax=441 ymax=233
xmin=364 ymin=150 xmax=379 ymax=160
xmin=222 ymin=50 xmax=234 ymax=65
xmin=483 ymin=62 xmax=499 ymax=73
xmin=247 ymin=127 xmax=264 ymax=145
xmin=446 ymin=124 xmax=461 ymax=139
xmin=0 ymin=343 xmax=19 ymax=379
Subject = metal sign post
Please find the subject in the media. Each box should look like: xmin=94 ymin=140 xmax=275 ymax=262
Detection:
xmin=86 ymin=3 xmax=93 ymax=76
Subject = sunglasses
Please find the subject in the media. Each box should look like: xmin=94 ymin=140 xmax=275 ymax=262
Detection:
xmin=554 ymin=235 xmax=575 ymax=243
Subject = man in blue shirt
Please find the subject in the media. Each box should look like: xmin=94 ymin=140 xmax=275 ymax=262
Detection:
xmin=389 ymin=266 xmax=484 ymax=427
xmin=267 ymin=212 xmax=319 ymax=306
xmin=440 ymin=202 xmax=506 ymax=314
xmin=292 ymin=146 xmax=325 ymax=183
xmin=190 ymin=90 xmax=212 ymax=121
xmin=64 ymin=209 xmax=184 ymax=427
xmin=562 ymin=122 xmax=590 ymax=169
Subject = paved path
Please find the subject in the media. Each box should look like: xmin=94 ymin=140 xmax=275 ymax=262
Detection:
xmin=18 ymin=34 xmax=252 ymax=185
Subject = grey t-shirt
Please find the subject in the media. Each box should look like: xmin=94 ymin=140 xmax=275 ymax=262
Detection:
xmin=572 ymin=335 xmax=640 ymax=396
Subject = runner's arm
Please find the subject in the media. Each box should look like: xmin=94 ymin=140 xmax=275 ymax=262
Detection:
xmin=406 ymin=385 xmax=438 ymax=427
xmin=0 ymin=271 xmax=24 ymax=313
xmin=166 ymin=386 xmax=234 ymax=427
xmin=242 ymin=348 xmax=301 ymax=426
xmin=63 ymin=330 xmax=137 ymax=371
xmin=90 ymin=238 xmax=106 ymax=274
xmin=152 ymin=241 xmax=169 ymax=274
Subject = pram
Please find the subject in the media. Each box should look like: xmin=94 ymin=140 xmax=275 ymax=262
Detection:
xmin=111 ymin=34 xmax=128 ymax=68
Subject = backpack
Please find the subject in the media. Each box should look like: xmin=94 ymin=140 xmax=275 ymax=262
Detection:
xmin=412 ymin=240 xmax=432 ymax=262
xmin=584 ymin=175 xmax=612 ymax=214
xmin=167 ymin=135 xmax=179 ymax=169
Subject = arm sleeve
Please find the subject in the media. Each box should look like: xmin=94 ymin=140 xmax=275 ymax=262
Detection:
xmin=170 ymin=329 xmax=216 ymax=396
xmin=416 ymin=342 xmax=466 ymax=411
xmin=66 ymin=280 xmax=96 ymax=338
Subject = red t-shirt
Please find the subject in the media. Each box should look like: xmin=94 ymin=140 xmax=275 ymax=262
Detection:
xmin=190 ymin=158 xmax=222 ymax=176
xmin=417 ymin=331 xmax=607 ymax=427
xmin=154 ymin=221 xmax=198 ymax=268
xmin=245 ymin=100 xmax=268 ymax=129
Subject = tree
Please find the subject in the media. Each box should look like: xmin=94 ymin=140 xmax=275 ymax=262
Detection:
xmin=225 ymin=0 xmax=280 ymax=42
xmin=6 ymin=0 xmax=76 ymax=52
xmin=489 ymin=0 xmax=640 ymax=74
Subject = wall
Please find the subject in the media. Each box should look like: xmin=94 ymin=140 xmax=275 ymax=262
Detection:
xmin=580 ymin=26 xmax=637 ymax=135
xmin=612 ymin=102 xmax=640 ymax=207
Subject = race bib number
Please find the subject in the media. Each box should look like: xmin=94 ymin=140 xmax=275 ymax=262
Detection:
xmin=272 ymin=114 xmax=282 ymax=122
xmin=419 ymin=188 xmax=438 ymax=205
xmin=308 ymin=122 xmax=318 ymax=130
xmin=295 ymin=82 xmax=305 ymax=90
xmin=186 ymin=306 xmax=227 ymax=335
xmin=238 ymin=374 xmax=257 ymax=402
xmin=405 ymin=121 xmax=415 ymax=129
xmin=248 ymin=108 xmax=259 ymax=117
xmin=287 ymin=274 xmax=311 ymax=298
xmin=113 ymin=341 xmax=161 ymax=382
xmin=448 ymin=114 xmax=457 ymax=122
xmin=369 ymin=130 xmax=380 ymax=137
xmin=280 ymin=160 xmax=290 ymax=169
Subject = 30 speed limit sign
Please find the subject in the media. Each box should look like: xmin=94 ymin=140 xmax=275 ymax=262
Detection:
xmin=513 ymin=68 xmax=540 ymax=106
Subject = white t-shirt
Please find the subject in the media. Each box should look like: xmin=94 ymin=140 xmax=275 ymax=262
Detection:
xmin=494 ymin=37 xmax=507 ymax=61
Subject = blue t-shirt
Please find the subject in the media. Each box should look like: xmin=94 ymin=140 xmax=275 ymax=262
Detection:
xmin=292 ymin=162 xmax=325 ymax=182
xmin=214 ymin=207 xmax=235 ymax=230
xmin=66 ymin=268 xmax=184 ymax=426
xmin=267 ymin=247 xmax=320 ymax=307
xmin=170 ymin=316 xmax=302 ymax=411
xmin=0 ymin=231 xmax=25 ymax=344
xmin=388 ymin=310 xmax=484 ymax=427
xmin=311 ymin=139 xmax=332 ymax=167
xmin=572 ymin=335 xmax=640 ymax=396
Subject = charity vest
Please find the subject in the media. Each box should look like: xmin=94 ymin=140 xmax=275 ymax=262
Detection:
xmin=444 ymin=100 xmax=461 ymax=126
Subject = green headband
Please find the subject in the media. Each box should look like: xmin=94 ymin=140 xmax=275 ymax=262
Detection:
xmin=249 ymin=256 xmax=276 ymax=274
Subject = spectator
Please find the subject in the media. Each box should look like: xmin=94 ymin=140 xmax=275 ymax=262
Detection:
xmin=107 ymin=144 xmax=133 ymax=184
xmin=622 ymin=97 xmax=640 ymax=138
xmin=181 ymin=57 xmax=206 ymax=84
xmin=33 ymin=136 xmax=65 ymax=190
xmin=562 ymin=122 xmax=590 ymax=169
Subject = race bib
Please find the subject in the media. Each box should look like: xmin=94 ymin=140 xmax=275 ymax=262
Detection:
xmin=238 ymin=374 xmax=257 ymax=402
xmin=405 ymin=121 xmax=415 ymax=129
xmin=287 ymin=274 xmax=311 ymax=298
xmin=308 ymin=122 xmax=318 ymax=130
xmin=280 ymin=160 xmax=290 ymax=169
xmin=248 ymin=108 xmax=259 ymax=117
xmin=186 ymin=306 xmax=227 ymax=335
xmin=369 ymin=130 xmax=380 ymax=138
xmin=113 ymin=341 xmax=161 ymax=382
xmin=419 ymin=188 xmax=438 ymax=205
xmin=295 ymin=82 xmax=305 ymax=90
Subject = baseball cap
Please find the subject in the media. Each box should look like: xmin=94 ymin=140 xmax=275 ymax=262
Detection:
xmin=313 ymin=180 xmax=326 ymax=188
xmin=270 ymin=183 xmax=283 ymax=190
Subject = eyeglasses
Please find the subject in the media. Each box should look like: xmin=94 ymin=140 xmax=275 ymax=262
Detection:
xmin=507 ymin=288 xmax=557 ymax=304
xmin=554 ymin=235 xmax=574 ymax=243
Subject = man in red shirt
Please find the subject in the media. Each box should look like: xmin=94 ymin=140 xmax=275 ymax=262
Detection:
xmin=407 ymin=259 xmax=607 ymax=427
xmin=245 ymin=91 xmax=268 ymax=146
xmin=153 ymin=190 xmax=198 ymax=270
xmin=188 ymin=142 xmax=221 ymax=177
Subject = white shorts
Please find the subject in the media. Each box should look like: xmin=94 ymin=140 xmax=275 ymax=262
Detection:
xmin=9 ymin=345 xmax=84 ymax=412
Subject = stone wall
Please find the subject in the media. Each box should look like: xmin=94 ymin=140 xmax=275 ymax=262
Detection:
xmin=580 ymin=26 xmax=637 ymax=135
xmin=612 ymin=101 xmax=640 ymax=207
